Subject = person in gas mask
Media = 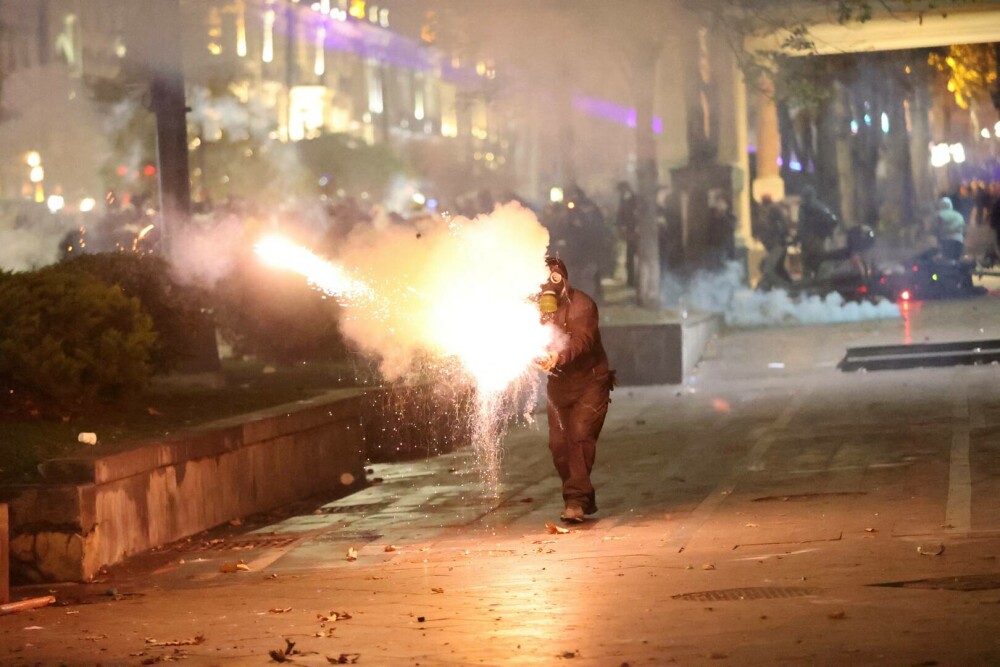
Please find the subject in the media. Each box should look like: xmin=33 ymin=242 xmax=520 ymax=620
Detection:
xmin=536 ymin=257 xmax=614 ymax=523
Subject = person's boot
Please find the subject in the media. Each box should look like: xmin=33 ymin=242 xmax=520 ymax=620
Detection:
xmin=560 ymin=505 xmax=584 ymax=523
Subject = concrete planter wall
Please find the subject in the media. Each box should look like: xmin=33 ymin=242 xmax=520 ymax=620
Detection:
xmin=602 ymin=312 xmax=720 ymax=386
xmin=1 ymin=384 xmax=469 ymax=583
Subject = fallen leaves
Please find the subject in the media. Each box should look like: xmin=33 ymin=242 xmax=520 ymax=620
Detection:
xmin=317 ymin=611 xmax=352 ymax=623
xmin=219 ymin=560 xmax=250 ymax=573
xmin=269 ymin=639 xmax=298 ymax=663
xmin=327 ymin=654 xmax=361 ymax=664
xmin=431 ymin=587 xmax=444 ymax=594
xmin=545 ymin=522 xmax=570 ymax=535
xmin=828 ymin=611 xmax=847 ymax=620
xmin=701 ymin=563 xmax=716 ymax=571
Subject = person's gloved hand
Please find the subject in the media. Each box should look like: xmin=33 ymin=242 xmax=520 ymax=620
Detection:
xmin=535 ymin=350 xmax=559 ymax=373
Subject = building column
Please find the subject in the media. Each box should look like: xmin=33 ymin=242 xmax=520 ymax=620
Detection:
xmin=717 ymin=49 xmax=752 ymax=247
xmin=752 ymin=73 xmax=785 ymax=203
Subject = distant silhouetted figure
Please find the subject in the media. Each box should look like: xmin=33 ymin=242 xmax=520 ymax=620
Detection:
xmin=615 ymin=181 xmax=639 ymax=287
xmin=797 ymin=185 xmax=838 ymax=278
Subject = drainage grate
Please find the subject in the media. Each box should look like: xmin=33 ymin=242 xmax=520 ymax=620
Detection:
xmin=316 ymin=501 xmax=393 ymax=515
xmin=872 ymin=574 xmax=1000 ymax=592
xmin=311 ymin=531 xmax=383 ymax=544
xmin=672 ymin=587 xmax=819 ymax=602
xmin=175 ymin=534 xmax=299 ymax=553
xmin=752 ymin=492 xmax=866 ymax=502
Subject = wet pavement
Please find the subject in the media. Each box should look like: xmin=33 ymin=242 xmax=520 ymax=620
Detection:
xmin=5 ymin=293 xmax=1000 ymax=665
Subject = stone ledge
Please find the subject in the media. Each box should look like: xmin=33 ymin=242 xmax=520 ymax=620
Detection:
xmin=3 ymin=384 xmax=469 ymax=583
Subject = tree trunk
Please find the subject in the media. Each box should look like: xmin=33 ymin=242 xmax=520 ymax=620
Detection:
xmin=880 ymin=58 xmax=915 ymax=241
xmin=631 ymin=47 xmax=661 ymax=308
xmin=908 ymin=51 xmax=935 ymax=218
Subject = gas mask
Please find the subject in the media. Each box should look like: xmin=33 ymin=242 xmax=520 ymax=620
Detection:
xmin=538 ymin=269 xmax=567 ymax=315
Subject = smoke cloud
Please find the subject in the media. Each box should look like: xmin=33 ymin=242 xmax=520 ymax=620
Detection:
xmin=329 ymin=203 xmax=553 ymax=391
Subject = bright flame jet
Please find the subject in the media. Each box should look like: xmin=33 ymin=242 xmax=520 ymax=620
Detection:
xmin=252 ymin=205 xmax=555 ymax=396
xmin=255 ymin=235 xmax=372 ymax=301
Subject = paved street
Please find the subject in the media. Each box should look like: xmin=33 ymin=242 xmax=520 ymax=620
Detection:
xmin=5 ymin=295 xmax=1000 ymax=666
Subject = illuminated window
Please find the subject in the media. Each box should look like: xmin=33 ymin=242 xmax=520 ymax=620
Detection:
xmin=314 ymin=26 xmax=326 ymax=76
xmin=440 ymin=83 xmax=458 ymax=137
xmin=414 ymin=88 xmax=425 ymax=121
xmin=236 ymin=1 xmax=247 ymax=57
xmin=366 ymin=60 xmax=383 ymax=114
xmin=263 ymin=8 xmax=275 ymax=63
xmin=289 ymin=86 xmax=328 ymax=141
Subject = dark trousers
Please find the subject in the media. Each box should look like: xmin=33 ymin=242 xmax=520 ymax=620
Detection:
xmin=547 ymin=379 xmax=610 ymax=511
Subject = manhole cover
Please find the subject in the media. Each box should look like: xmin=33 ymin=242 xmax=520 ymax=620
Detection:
xmin=672 ymin=586 xmax=819 ymax=602
xmin=872 ymin=573 xmax=1000 ymax=592
xmin=175 ymin=534 xmax=299 ymax=553
xmin=752 ymin=492 xmax=866 ymax=502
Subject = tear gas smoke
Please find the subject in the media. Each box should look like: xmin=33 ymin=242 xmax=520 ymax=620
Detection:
xmin=255 ymin=203 xmax=556 ymax=495
xmin=662 ymin=261 xmax=901 ymax=327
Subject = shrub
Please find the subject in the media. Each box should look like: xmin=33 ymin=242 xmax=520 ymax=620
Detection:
xmin=0 ymin=266 xmax=156 ymax=407
xmin=59 ymin=252 xmax=212 ymax=374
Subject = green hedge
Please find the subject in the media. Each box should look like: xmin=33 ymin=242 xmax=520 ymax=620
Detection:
xmin=0 ymin=266 xmax=156 ymax=407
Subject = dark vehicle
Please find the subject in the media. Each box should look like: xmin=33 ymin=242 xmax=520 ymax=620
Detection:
xmin=757 ymin=225 xmax=883 ymax=302
xmin=879 ymin=247 xmax=986 ymax=301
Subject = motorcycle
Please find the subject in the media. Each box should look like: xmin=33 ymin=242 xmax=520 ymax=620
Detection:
xmin=756 ymin=226 xmax=886 ymax=302
xmin=878 ymin=246 xmax=986 ymax=301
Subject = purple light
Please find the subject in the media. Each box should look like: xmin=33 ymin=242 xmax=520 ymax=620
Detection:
xmin=296 ymin=13 xmax=479 ymax=86
xmin=572 ymin=95 xmax=664 ymax=134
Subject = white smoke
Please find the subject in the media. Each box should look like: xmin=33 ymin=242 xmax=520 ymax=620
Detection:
xmin=660 ymin=261 xmax=901 ymax=327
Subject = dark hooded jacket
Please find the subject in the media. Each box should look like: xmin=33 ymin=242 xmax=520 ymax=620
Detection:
xmin=547 ymin=286 xmax=610 ymax=396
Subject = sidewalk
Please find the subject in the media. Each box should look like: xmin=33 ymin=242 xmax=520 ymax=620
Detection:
xmin=4 ymin=295 xmax=1000 ymax=665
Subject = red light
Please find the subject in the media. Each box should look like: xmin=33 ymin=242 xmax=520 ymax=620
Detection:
xmin=857 ymin=285 xmax=868 ymax=294
xmin=880 ymin=277 xmax=886 ymax=284
xmin=143 ymin=165 xmax=157 ymax=177
xmin=901 ymin=290 xmax=911 ymax=301
xmin=912 ymin=265 xmax=919 ymax=272
xmin=116 ymin=166 xmax=127 ymax=176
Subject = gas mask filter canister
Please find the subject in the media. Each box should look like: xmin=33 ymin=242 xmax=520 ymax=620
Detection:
xmin=538 ymin=271 xmax=563 ymax=314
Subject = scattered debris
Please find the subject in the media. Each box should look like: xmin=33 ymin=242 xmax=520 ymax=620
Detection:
xmin=84 ymin=634 xmax=108 ymax=641
xmin=317 ymin=611 xmax=352 ymax=623
xmin=219 ymin=560 xmax=250 ymax=573
xmin=370 ymin=477 xmax=384 ymax=484
xmin=520 ymin=497 xmax=534 ymax=503
xmin=77 ymin=432 xmax=98 ymax=445
xmin=384 ymin=545 xmax=398 ymax=553
xmin=269 ymin=607 xmax=292 ymax=614
xmin=744 ymin=523 xmax=759 ymax=528
xmin=918 ymin=543 xmax=945 ymax=556
xmin=145 ymin=634 xmax=206 ymax=647
xmin=431 ymin=587 xmax=444 ymax=594
xmin=270 ymin=639 xmax=299 ymax=662
xmin=865 ymin=528 xmax=877 ymax=533
xmin=702 ymin=564 xmax=716 ymax=571
xmin=346 ymin=547 xmax=359 ymax=561
xmin=417 ymin=616 xmax=426 ymax=623
xmin=1 ymin=596 xmax=56 ymax=615
xmin=560 ymin=650 xmax=579 ymax=658
xmin=147 ymin=407 xmax=163 ymax=416
xmin=545 ymin=522 xmax=570 ymax=535
xmin=327 ymin=654 xmax=361 ymax=664
xmin=229 ymin=518 xmax=243 ymax=527
xmin=828 ymin=611 xmax=847 ymax=620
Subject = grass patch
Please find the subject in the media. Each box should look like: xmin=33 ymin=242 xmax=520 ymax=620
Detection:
xmin=0 ymin=359 xmax=380 ymax=484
